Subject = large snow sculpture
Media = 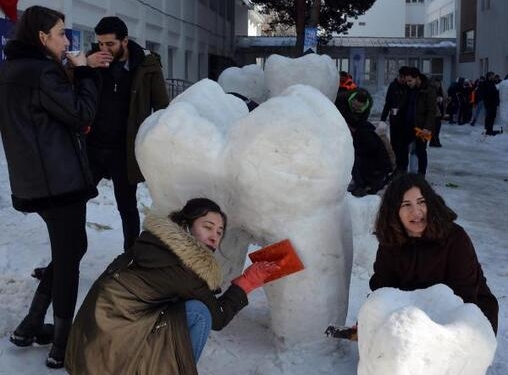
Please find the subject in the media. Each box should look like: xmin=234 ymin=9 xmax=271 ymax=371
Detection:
xmin=136 ymin=78 xmax=354 ymax=349
xmin=357 ymin=284 xmax=497 ymax=375
xmin=264 ymin=54 xmax=339 ymax=102
xmin=497 ymin=79 xmax=508 ymax=126
xmin=217 ymin=64 xmax=267 ymax=104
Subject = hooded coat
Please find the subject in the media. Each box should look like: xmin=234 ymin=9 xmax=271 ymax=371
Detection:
xmin=369 ymin=223 xmax=498 ymax=334
xmin=0 ymin=40 xmax=100 ymax=212
xmin=65 ymin=213 xmax=248 ymax=375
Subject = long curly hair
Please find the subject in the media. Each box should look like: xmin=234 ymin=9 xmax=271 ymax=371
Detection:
xmin=375 ymin=174 xmax=457 ymax=247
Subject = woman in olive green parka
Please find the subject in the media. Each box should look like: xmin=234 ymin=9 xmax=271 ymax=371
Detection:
xmin=65 ymin=198 xmax=278 ymax=374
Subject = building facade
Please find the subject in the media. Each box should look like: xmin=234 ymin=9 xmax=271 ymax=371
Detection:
xmin=457 ymin=0 xmax=508 ymax=79
xmin=1 ymin=0 xmax=252 ymax=81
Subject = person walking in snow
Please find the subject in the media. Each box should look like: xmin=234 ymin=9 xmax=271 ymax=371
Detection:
xmin=370 ymin=173 xmax=499 ymax=334
xmin=65 ymin=198 xmax=279 ymax=374
xmin=0 ymin=5 xmax=101 ymax=368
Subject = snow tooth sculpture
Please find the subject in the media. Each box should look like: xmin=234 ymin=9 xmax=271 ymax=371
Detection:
xmin=218 ymin=64 xmax=267 ymax=104
xmin=264 ymin=53 xmax=339 ymax=102
xmin=136 ymin=78 xmax=354 ymax=349
xmin=357 ymin=284 xmax=497 ymax=375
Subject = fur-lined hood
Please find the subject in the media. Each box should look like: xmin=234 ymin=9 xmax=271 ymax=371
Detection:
xmin=142 ymin=213 xmax=222 ymax=290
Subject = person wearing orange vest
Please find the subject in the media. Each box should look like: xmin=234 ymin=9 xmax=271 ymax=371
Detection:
xmin=338 ymin=71 xmax=357 ymax=93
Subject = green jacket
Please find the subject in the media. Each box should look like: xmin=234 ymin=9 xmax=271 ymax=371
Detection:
xmin=65 ymin=214 xmax=248 ymax=375
xmin=126 ymin=45 xmax=169 ymax=183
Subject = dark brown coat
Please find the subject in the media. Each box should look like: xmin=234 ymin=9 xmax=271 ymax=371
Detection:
xmin=126 ymin=46 xmax=169 ymax=184
xmin=65 ymin=214 xmax=248 ymax=374
xmin=369 ymin=223 xmax=498 ymax=334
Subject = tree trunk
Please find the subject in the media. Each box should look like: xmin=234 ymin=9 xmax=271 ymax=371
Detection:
xmin=309 ymin=0 xmax=321 ymax=27
xmin=294 ymin=0 xmax=305 ymax=57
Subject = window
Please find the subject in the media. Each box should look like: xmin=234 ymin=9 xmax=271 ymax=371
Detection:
xmin=359 ymin=22 xmax=366 ymax=26
xmin=363 ymin=58 xmax=377 ymax=84
xmin=429 ymin=20 xmax=439 ymax=36
xmin=408 ymin=58 xmax=419 ymax=68
xmin=167 ymin=48 xmax=174 ymax=78
xmin=440 ymin=13 xmax=454 ymax=33
xmin=185 ymin=51 xmax=192 ymax=80
xmin=462 ymin=30 xmax=475 ymax=53
xmin=406 ymin=0 xmax=424 ymax=3
xmin=336 ymin=58 xmax=349 ymax=72
xmin=480 ymin=58 xmax=489 ymax=74
xmin=422 ymin=58 xmax=444 ymax=81
xmin=198 ymin=53 xmax=205 ymax=79
xmin=405 ymin=24 xmax=424 ymax=38
xmin=384 ymin=58 xmax=408 ymax=84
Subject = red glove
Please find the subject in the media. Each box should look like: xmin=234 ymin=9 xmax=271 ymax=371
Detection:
xmin=232 ymin=261 xmax=280 ymax=294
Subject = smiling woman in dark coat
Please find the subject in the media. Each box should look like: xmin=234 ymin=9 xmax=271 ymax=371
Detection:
xmin=370 ymin=174 xmax=498 ymax=334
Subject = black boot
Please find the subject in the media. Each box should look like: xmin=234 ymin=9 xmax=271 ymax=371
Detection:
xmin=10 ymin=291 xmax=52 ymax=347
xmin=46 ymin=316 xmax=72 ymax=369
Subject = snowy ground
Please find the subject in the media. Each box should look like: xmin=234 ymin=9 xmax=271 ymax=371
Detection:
xmin=0 ymin=121 xmax=506 ymax=374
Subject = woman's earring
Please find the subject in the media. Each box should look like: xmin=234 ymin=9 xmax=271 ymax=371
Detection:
xmin=185 ymin=225 xmax=191 ymax=234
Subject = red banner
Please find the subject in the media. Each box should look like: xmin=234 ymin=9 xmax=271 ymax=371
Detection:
xmin=0 ymin=0 xmax=18 ymax=22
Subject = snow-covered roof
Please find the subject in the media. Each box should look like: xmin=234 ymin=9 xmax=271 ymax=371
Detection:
xmin=236 ymin=36 xmax=456 ymax=49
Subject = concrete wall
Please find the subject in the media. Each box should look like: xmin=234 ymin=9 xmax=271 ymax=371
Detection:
xmin=476 ymin=0 xmax=508 ymax=77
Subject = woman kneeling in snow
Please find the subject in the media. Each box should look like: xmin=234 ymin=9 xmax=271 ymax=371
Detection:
xmin=65 ymin=198 xmax=278 ymax=374
xmin=370 ymin=174 xmax=498 ymax=334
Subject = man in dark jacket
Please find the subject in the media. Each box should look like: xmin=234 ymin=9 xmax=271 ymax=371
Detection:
xmin=483 ymin=72 xmax=500 ymax=136
xmin=86 ymin=17 xmax=169 ymax=251
xmin=380 ymin=66 xmax=410 ymax=168
xmin=395 ymin=68 xmax=436 ymax=176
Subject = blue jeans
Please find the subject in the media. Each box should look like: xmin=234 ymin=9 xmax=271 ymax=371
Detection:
xmin=185 ymin=300 xmax=211 ymax=362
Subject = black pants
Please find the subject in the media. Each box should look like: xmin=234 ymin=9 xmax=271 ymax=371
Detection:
xmin=396 ymin=136 xmax=428 ymax=175
xmin=36 ymin=201 xmax=87 ymax=319
xmin=484 ymin=105 xmax=497 ymax=135
xmin=88 ymin=145 xmax=140 ymax=251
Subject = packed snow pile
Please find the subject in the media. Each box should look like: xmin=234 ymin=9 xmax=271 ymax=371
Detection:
xmin=357 ymin=284 xmax=497 ymax=375
xmin=497 ymin=79 xmax=508 ymax=126
xmin=136 ymin=77 xmax=354 ymax=349
xmin=217 ymin=64 xmax=267 ymax=104
xmin=264 ymin=54 xmax=338 ymax=101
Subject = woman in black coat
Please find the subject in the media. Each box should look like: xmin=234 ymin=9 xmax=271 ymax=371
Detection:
xmin=370 ymin=174 xmax=498 ymax=334
xmin=0 ymin=6 xmax=100 ymax=368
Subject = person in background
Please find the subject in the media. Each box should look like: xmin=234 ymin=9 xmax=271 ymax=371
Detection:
xmin=370 ymin=174 xmax=498 ymax=335
xmin=336 ymin=88 xmax=391 ymax=197
xmin=483 ymin=71 xmax=500 ymax=136
xmin=397 ymin=68 xmax=436 ymax=176
xmin=380 ymin=66 xmax=410 ymax=164
xmin=0 ymin=5 xmax=100 ymax=368
xmin=86 ymin=16 xmax=169 ymax=251
xmin=470 ymin=76 xmax=486 ymax=127
xmin=429 ymin=77 xmax=444 ymax=147
xmin=335 ymin=87 xmax=373 ymax=129
xmin=337 ymin=70 xmax=357 ymax=94
xmin=65 ymin=198 xmax=279 ymax=374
